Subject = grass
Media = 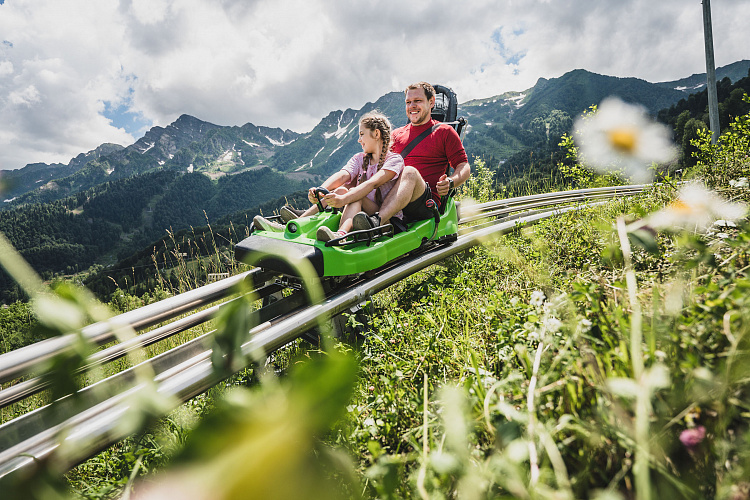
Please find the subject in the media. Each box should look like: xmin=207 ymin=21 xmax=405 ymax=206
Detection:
xmin=56 ymin=182 xmax=750 ymax=500
xmin=332 ymin=185 xmax=750 ymax=498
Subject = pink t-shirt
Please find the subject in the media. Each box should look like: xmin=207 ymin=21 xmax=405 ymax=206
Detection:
xmin=342 ymin=151 xmax=404 ymax=206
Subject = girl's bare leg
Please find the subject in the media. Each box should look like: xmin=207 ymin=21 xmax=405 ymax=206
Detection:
xmin=361 ymin=197 xmax=379 ymax=216
xmin=301 ymin=205 xmax=319 ymax=217
xmin=339 ymin=199 xmax=362 ymax=233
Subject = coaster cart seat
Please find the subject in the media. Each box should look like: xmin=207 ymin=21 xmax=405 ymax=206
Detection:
xmin=431 ymin=84 xmax=467 ymax=137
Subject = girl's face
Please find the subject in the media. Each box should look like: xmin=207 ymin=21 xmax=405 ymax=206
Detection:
xmin=358 ymin=125 xmax=381 ymax=154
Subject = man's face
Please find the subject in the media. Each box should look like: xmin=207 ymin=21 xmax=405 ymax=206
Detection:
xmin=405 ymin=88 xmax=434 ymax=126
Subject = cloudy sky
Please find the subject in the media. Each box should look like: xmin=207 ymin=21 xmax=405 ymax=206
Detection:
xmin=0 ymin=0 xmax=748 ymax=171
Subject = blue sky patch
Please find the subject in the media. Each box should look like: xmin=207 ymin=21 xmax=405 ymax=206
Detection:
xmin=506 ymin=52 xmax=527 ymax=66
xmin=103 ymin=99 xmax=152 ymax=138
xmin=491 ymin=28 xmax=506 ymax=53
xmin=491 ymin=27 xmax=526 ymax=67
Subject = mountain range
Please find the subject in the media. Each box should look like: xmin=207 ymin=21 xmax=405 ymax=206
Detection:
xmin=4 ymin=60 xmax=749 ymax=207
xmin=1 ymin=59 xmax=749 ymax=302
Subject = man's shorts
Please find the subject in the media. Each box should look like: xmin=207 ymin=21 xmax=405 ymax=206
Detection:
xmin=402 ymin=182 xmax=435 ymax=222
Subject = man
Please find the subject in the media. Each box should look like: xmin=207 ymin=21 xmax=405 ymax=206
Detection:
xmin=352 ymin=81 xmax=470 ymax=231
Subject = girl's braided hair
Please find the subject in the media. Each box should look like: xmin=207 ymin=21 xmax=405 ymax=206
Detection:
xmin=358 ymin=111 xmax=392 ymax=204
xmin=359 ymin=111 xmax=392 ymax=180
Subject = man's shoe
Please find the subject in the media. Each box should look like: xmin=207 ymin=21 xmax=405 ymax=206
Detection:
xmin=317 ymin=226 xmax=346 ymax=242
xmin=253 ymin=215 xmax=285 ymax=232
xmin=280 ymin=206 xmax=304 ymax=223
xmin=353 ymin=212 xmax=381 ymax=232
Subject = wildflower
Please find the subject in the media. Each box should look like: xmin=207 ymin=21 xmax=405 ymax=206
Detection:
xmin=543 ymin=317 xmax=562 ymax=333
xmin=574 ymin=97 xmax=676 ymax=182
xmin=713 ymin=219 xmax=737 ymax=228
xmin=529 ymin=290 xmax=546 ymax=308
xmin=679 ymin=425 xmax=706 ymax=450
xmin=643 ymin=183 xmax=747 ymax=232
xmin=579 ymin=318 xmax=593 ymax=332
xmin=684 ymin=406 xmax=703 ymax=425
xmin=729 ymin=177 xmax=749 ymax=188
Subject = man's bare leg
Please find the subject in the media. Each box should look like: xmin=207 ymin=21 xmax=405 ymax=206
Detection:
xmin=377 ymin=166 xmax=426 ymax=223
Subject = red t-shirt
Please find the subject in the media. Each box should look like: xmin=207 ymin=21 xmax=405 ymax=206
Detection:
xmin=390 ymin=119 xmax=468 ymax=201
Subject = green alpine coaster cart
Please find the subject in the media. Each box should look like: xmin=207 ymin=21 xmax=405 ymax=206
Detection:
xmin=234 ymin=84 xmax=466 ymax=279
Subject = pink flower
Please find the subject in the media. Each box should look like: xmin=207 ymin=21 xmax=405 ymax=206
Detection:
xmin=679 ymin=425 xmax=706 ymax=450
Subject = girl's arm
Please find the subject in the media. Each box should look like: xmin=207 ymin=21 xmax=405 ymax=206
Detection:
xmin=323 ymin=168 xmax=396 ymax=208
xmin=309 ymin=170 xmax=350 ymax=204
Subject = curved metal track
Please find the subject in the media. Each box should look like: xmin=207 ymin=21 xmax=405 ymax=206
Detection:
xmin=0 ymin=184 xmax=648 ymax=479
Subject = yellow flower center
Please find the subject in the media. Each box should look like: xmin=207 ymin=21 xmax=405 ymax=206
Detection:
xmin=669 ymin=199 xmax=695 ymax=214
xmin=607 ymin=128 xmax=638 ymax=154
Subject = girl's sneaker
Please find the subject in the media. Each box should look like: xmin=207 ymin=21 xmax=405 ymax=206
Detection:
xmin=253 ymin=215 xmax=285 ymax=232
xmin=280 ymin=206 xmax=304 ymax=223
xmin=353 ymin=212 xmax=381 ymax=233
xmin=317 ymin=227 xmax=347 ymax=242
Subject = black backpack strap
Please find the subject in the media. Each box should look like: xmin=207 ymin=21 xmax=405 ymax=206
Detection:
xmin=399 ymin=123 xmax=442 ymax=160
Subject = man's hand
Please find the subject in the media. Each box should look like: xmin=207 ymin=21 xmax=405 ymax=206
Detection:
xmin=436 ymin=174 xmax=453 ymax=197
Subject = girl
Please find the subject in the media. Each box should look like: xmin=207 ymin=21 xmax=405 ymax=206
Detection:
xmin=310 ymin=111 xmax=404 ymax=241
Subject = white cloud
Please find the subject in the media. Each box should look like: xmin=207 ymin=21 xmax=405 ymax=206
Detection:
xmin=0 ymin=59 xmax=12 ymax=77
xmin=0 ymin=0 xmax=748 ymax=170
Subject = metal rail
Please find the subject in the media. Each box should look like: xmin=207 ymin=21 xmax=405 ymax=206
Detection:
xmin=0 ymin=184 xmax=649 ymax=480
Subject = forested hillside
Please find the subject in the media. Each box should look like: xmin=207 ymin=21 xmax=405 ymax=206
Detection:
xmin=82 ymin=170 xmax=179 ymax=232
xmin=458 ymin=69 xmax=688 ymax=194
xmin=82 ymin=189 xmax=311 ymax=299
xmin=658 ymin=69 xmax=750 ymax=165
xmin=0 ymin=168 xmax=309 ymax=302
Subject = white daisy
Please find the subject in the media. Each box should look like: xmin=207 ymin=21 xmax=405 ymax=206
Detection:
xmin=574 ymin=97 xmax=677 ymax=182
xmin=645 ymin=183 xmax=747 ymax=232
xmin=529 ymin=290 xmax=546 ymax=308
xmin=543 ymin=317 xmax=562 ymax=333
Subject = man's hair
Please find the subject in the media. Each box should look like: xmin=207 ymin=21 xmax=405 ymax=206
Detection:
xmin=405 ymin=81 xmax=435 ymax=101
